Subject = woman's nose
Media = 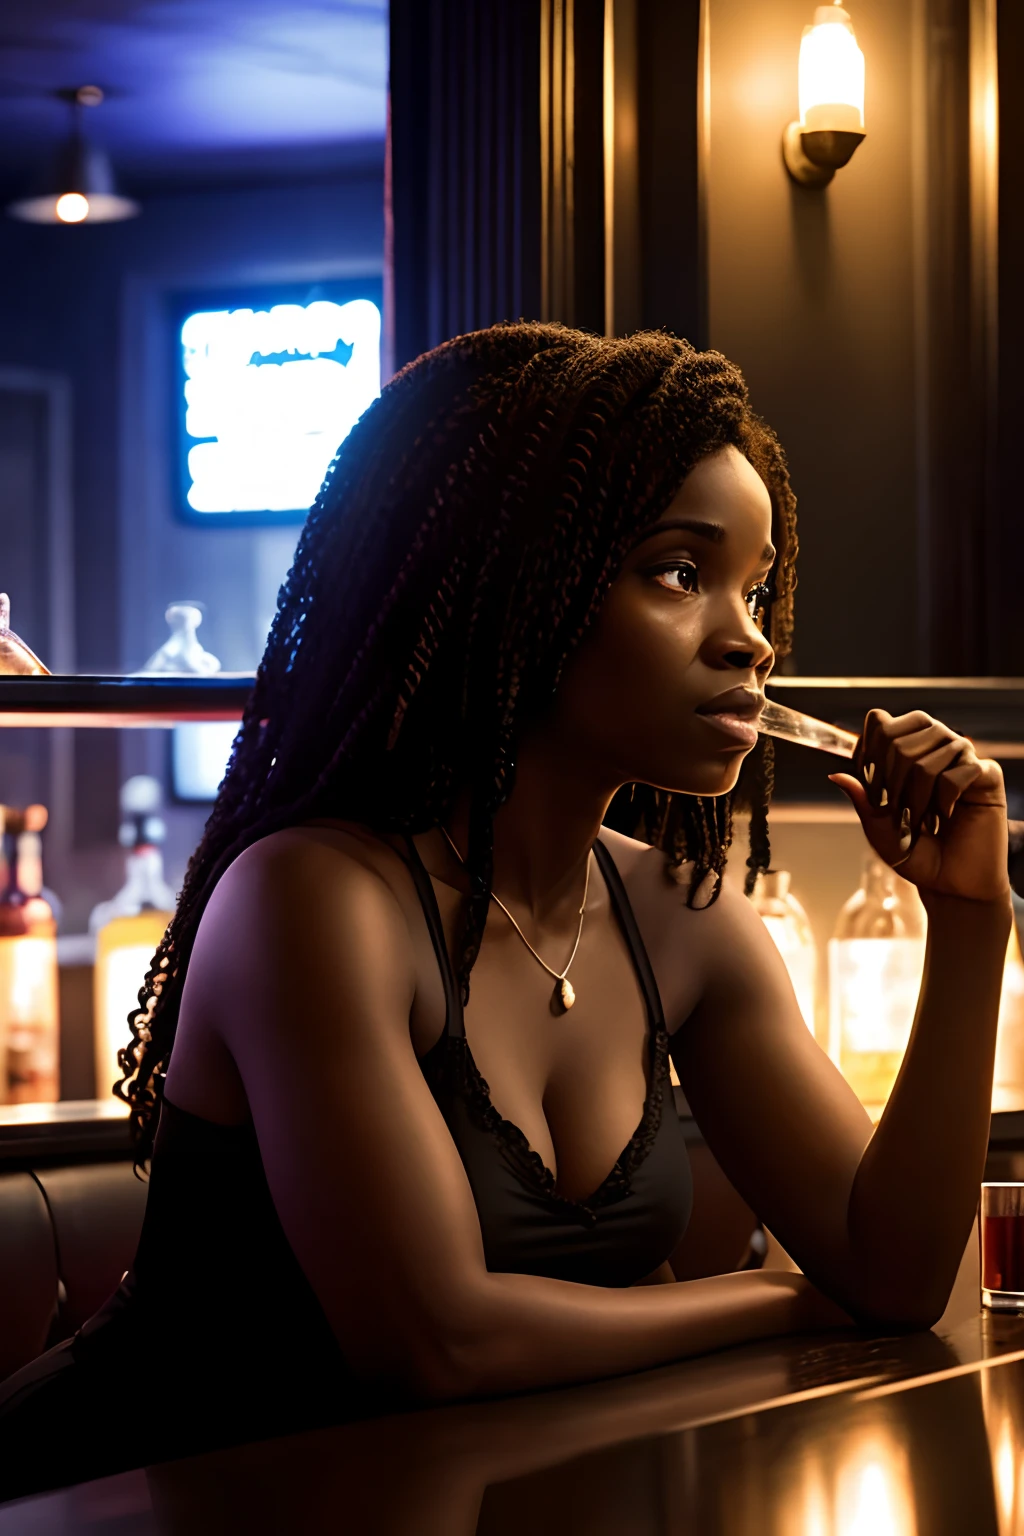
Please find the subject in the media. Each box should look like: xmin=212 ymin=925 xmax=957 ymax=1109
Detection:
xmin=722 ymin=645 xmax=772 ymax=671
xmin=719 ymin=623 xmax=774 ymax=674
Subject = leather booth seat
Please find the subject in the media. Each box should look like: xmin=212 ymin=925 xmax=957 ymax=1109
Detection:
xmin=0 ymin=1162 xmax=148 ymax=1382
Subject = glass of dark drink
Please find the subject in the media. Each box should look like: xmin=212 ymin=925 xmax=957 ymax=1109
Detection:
xmin=981 ymin=1184 xmax=1024 ymax=1311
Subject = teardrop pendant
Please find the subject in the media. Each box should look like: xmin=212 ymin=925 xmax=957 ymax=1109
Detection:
xmin=559 ymin=976 xmax=576 ymax=1010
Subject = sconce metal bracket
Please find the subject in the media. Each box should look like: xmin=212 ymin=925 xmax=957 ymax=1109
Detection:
xmin=782 ymin=122 xmax=865 ymax=188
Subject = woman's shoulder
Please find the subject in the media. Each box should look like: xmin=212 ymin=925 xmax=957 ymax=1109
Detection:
xmin=208 ymin=818 xmax=423 ymax=927
xmin=595 ymin=825 xmax=764 ymax=1031
xmin=594 ymin=823 xmax=697 ymax=903
xmin=192 ymin=820 xmax=423 ymax=996
xmin=232 ymin=817 xmax=409 ymax=880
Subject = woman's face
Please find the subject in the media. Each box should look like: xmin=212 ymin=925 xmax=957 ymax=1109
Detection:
xmin=545 ymin=445 xmax=777 ymax=799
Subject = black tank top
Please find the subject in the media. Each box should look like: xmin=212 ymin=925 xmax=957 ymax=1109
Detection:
xmin=0 ymin=832 xmax=693 ymax=1491
xmin=408 ymin=834 xmax=693 ymax=1287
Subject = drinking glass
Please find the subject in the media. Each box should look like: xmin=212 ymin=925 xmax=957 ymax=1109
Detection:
xmin=981 ymin=1183 xmax=1024 ymax=1311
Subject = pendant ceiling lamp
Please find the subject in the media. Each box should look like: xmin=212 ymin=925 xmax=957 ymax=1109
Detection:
xmin=7 ymin=85 xmax=140 ymax=225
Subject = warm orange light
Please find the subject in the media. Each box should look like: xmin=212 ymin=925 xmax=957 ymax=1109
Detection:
xmin=799 ymin=5 xmax=866 ymax=133
xmin=55 ymin=192 xmax=89 ymax=223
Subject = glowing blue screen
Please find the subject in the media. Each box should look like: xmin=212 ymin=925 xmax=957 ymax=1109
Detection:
xmin=179 ymin=296 xmax=381 ymax=516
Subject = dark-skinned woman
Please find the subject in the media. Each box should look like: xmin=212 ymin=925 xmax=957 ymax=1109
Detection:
xmin=0 ymin=323 xmax=1011 ymax=1501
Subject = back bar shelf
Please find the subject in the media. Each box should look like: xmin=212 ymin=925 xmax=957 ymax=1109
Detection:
xmin=2 ymin=674 xmax=1024 ymax=1159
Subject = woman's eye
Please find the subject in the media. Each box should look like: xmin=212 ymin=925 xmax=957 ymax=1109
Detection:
xmin=653 ymin=561 xmax=699 ymax=593
xmin=746 ymin=582 xmax=771 ymax=628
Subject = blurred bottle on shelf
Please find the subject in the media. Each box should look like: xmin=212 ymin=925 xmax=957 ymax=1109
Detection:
xmin=828 ymin=854 xmax=926 ymax=1109
xmin=750 ymin=869 xmax=818 ymax=1039
xmin=992 ymin=893 xmax=1024 ymax=1113
xmin=89 ymin=777 xmax=175 ymax=1104
xmin=0 ymin=805 xmax=60 ymax=1103
xmin=0 ymin=592 xmax=49 ymax=675
xmin=137 ymin=602 xmax=220 ymax=675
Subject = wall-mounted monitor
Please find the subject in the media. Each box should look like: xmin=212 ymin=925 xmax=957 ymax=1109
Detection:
xmin=171 ymin=720 xmax=239 ymax=802
xmin=171 ymin=278 xmax=382 ymax=525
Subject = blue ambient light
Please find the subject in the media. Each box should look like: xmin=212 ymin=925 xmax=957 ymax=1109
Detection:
xmin=172 ymin=720 xmax=239 ymax=802
xmin=179 ymin=296 xmax=381 ymax=517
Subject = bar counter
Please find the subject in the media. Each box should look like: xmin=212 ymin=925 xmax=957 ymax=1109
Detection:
xmin=4 ymin=1287 xmax=1024 ymax=1534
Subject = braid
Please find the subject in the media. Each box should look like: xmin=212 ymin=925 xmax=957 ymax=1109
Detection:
xmin=114 ymin=321 xmax=798 ymax=1168
xmin=743 ymin=737 xmax=776 ymax=897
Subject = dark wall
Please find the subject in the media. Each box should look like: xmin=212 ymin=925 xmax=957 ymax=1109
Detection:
xmin=707 ymin=0 xmax=920 ymax=677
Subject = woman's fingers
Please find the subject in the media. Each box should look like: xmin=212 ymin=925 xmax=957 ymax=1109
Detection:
xmin=828 ymin=771 xmax=869 ymax=819
xmin=882 ymin=724 xmax=954 ymax=820
xmin=857 ymin=710 xmax=933 ymax=812
xmin=932 ymin=753 xmax=984 ymax=822
xmin=852 ymin=709 xmax=983 ymax=860
xmin=899 ymin=739 xmax=970 ymax=833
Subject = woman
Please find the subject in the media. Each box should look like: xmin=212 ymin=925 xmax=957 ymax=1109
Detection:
xmin=0 ymin=323 xmax=1011 ymax=1497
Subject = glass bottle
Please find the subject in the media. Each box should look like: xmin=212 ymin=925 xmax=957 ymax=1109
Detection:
xmin=0 ymin=592 xmax=49 ymax=675
xmin=90 ymin=778 xmax=176 ymax=1104
xmin=751 ymin=869 xmax=818 ymax=1037
xmin=993 ymin=892 xmax=1024 ymax=1112
xmin=137 ymin=602 xmax=220 ymax=675
xmin=828 ymin=853 xmax=926 ymax=1108
xmin=0 ymin=805 xmax=60 ymax=1103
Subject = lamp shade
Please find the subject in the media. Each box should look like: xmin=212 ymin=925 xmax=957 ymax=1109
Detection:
xmin=798 ymin=5 xmax=865 ymax=134
xmin=7 ymin=127 xmax=139 ymax=225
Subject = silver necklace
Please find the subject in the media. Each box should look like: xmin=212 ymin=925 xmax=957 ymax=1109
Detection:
xmin=436 ymin=825 xmax=591 ymax=1011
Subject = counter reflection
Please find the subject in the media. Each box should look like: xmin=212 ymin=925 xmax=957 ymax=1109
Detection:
xmin=983 ymin=1354 xmax=1024 ymax=1535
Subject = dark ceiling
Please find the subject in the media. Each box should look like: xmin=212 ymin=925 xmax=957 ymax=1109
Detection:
xmin=0 ymin=0 xmax=387 ymax=194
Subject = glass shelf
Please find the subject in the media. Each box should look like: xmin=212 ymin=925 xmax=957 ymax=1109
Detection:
xmin=0 ymin=673 xmax=256 ymax=728
xmin=1 ymin=674 xmax=1023 ymax=739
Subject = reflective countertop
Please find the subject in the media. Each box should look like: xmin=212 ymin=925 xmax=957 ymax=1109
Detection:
xmin=7 ymin=1290 xmax=1024 ymax=1535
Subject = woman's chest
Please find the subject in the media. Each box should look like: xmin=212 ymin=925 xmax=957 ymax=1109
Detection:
xmin=407 ymin=846 xmax=705 ymax=1054
xmin=406 ymin=848 xmax=704 ymax=1198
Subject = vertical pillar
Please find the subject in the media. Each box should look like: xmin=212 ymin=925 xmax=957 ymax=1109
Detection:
xmin=915 ymin=0 xmax=1003 ymax=672
xmin=388 ymin=0 xmax=704 ymax=372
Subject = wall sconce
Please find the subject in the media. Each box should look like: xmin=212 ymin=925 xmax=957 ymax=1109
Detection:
xmin=783 ymin=3 xmax=865 ymax=189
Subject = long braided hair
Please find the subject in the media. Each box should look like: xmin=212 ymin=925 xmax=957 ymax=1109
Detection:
xmin=115 ymin=322 xmax=798 ymax=1166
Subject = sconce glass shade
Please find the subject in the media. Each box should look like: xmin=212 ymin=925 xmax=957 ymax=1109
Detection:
xmin=798 ymin=5 xmax=865 ymax=133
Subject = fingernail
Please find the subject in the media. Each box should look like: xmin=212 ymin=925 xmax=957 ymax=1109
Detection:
xmin=879 ymin=787 xmax=888 ymax=807
xmin=864 ymin=762 xmax=875 ymax=784
xmin=930 ymin=813 xmax=940 ymax=836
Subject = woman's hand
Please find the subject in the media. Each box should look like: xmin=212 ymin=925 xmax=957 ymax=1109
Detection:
xmin=828 ymin=708 xmax=1011 ymax=905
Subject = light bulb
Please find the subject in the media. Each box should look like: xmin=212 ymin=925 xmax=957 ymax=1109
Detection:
xmin=55 ymin=192 xmax=90 ymax=223
xmin=798 ymin=5 xmax=865 ymax=133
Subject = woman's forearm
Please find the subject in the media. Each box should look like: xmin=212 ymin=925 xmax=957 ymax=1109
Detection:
xmin=844 ymin=890 xmax=1012 ymax=1324
xmin=432 ymin=1267 xmax=843 ymax=1402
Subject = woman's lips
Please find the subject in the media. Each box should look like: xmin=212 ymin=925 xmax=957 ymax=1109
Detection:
xmin=697 ymin=712 xmax=760 ymax=748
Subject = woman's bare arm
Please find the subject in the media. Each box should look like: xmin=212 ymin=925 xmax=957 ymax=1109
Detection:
xmin=672 ymin=712 xmax=1012 ymax=1331
xmin=188 ymin=831 xmax=846 ymax=1405
xmin=671 ymin=877 xmax=1008 ymax=1330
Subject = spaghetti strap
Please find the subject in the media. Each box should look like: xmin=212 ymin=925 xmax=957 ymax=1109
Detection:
xmin=591 ymin=838 xmax=667 ymax=1033
xmin=401 ymin=834 xmax=463 ymax=1040
xmin=403 ymin=833 xmax=664 ymax=1042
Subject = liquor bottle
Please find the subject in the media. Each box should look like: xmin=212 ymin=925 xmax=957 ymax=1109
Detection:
xmin=0 ymin=592 xmax=49 ymax=674
xmin=137 ymin=602 xmax=220 ymax=675
xmin=750 ymin=869 xmax=818 ymax=1038
xmin=0 ymin=805 xmax=60 ymax=1103
xmin=90 ymin=778 xmax=176 ymax=1103
xmin=992 ymin=893 xmax=1024 ymax=1112
xmin=828 ymin=853 xmax=926 ymax=1108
